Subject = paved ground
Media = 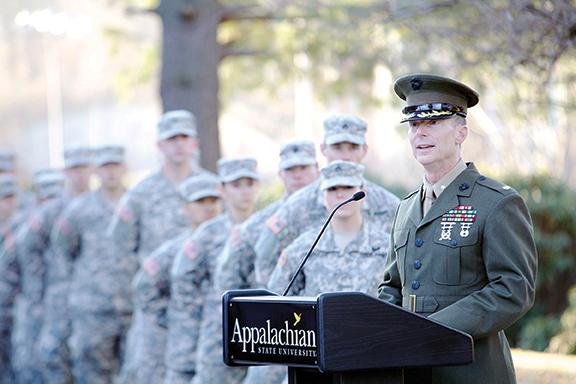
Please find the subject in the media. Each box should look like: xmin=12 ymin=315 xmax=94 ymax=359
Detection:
xmin=513 ymin=349 xmax=576 ymax=384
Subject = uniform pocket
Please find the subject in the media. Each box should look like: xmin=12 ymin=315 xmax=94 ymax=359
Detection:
xmin=433 ymin=225 xmax=480 ymax=285
xmin=393 ymin=229 xmax=410 ymax=284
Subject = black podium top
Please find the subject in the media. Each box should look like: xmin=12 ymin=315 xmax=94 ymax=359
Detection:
xmin=222 ymin=289 xmax=473 ymax=373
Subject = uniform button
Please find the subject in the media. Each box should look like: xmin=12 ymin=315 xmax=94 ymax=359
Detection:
xmin=479 ymin=175 xmax=486 ymax=181
xmin=450 ymin=239 xmax=458 ymax=246
xmin=415 ymin=238 xmax=424 ymax=247
xmin=414 ymin=260 xmax=422 ymax=270
xmin=372 ymin=245 xmax=380 ymax=251
xmin=411 ymin=280 xmax=420 ymax=290
xmin=459 ymin=183 xmax=469 ymax=191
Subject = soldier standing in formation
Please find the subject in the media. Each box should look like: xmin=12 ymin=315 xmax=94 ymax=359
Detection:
xmin=214 ymin=140 xmax=319 ymax=384
xmin=0 ymin=174 xmax=19 ymax=383
xmin=108 ymin=110 xmax=205 ymax=384
xmin=0 ymin=168 xmax=66 ymax=383
xmin=266 ymin=160 xmax=390 ymax=384
xmin=169 ymin=157 xmax=261 ymax=384
xmin=378 ymin=74 xmax=538 ymax=383
xmin=133 ymin=172 xmax=223 ymax=384
xmin=49 ymin=145 xmax=131 ymax=384
xmin=0 ymin=150 xmax=35 ymax=214
xmin=37 ymin=146 xmax=93 ymax=384
xmin=254 ymin=115 xmax=399 ymax=287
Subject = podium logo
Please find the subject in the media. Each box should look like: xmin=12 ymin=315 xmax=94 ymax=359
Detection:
xmin=230 ymin=318 xmax=317 ymax=353
xmin=293 ymin=312 xmax=302 ymax=327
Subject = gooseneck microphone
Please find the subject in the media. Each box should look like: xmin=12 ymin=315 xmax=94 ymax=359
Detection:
xmin=281 ymin=190 xmax=366 ymax=296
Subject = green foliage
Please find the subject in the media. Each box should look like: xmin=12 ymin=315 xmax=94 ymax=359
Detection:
xmin=516 ymin=315 xmax=562 ymax=352
xmin=504 ymin=174 xmax=576 ymax=349
xmin=548 ymin=285 xmax=576 ymax=354
xmin=255 ymin=178 xmax=284 ymax=211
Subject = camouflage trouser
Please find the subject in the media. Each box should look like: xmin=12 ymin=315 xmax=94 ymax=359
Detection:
xmin=118 ymin=310 xmax=166 ymax=384
xmin=69 ymin=311 xmax=131 ymax=384
xmin=164 ymin=369 xmax=195 ymax=384
xmin=134 ymin=312 xmax=167 ymax=383
xmin=0 ymin=326 xmax=13 ymax=384
xmin=117 ymin=310 xmax=141 ymax=384
xmin=242 ymin=366 xmax=287 ymax=384
xmin=191 ymin=362 xmax=246 ymax=384
xmin=12 ymin=299 xmax=43 ymax=384
xmin=38 ymin=288 xmax=73 ymax=384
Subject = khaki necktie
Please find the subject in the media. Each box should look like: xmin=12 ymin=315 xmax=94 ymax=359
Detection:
xmin=423 ymin=186 xmax=436 ymax=216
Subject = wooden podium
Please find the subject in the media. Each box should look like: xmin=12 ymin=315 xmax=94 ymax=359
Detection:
xmin=222 ymin=289 xmax=473 ymax=384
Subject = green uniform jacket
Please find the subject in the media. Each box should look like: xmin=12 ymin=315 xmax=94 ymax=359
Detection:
xmin=378 ymin=163 xmax=537 ymax=384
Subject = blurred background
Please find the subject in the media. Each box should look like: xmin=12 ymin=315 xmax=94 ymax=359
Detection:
xmin=2 ymin=0 xmax=575 ymax=378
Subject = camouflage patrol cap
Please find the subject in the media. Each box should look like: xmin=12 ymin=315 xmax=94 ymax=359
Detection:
xmin=157 ymin=110 xmax=198 ymax=140
xmin=179 ymin=173 xmax=221 ymax=203
xmin=394 ymin=73 xmax=479 ymax=123
xmin=323 ymin=115 xmax=367 ymax=145
xmin=0 ymin=174 xmax=16 ymax=198
xmin=33 ymin=168 xmax=65 ymax=200
xmin=320 ymin=160 xmax=364 ymax=191
xmin=217 ymin=157 xmax=260 ymax=183
xmin=279 ymin=140 xmax=317 ymax=170
xmin=93 ymin=145 xmax=125 ymax=166
xmin=64 ymin=145 xmax=93 ymax=168
xmin=0 ymin=150 xmax=15 ymax=172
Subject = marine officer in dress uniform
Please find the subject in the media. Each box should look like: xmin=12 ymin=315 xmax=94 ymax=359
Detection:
xmin=378 ymin=74 xmax=538 ymax=384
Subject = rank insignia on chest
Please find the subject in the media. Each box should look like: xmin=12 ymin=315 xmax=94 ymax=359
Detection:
xmin=440 ymin=205 xmax=477 ymax=239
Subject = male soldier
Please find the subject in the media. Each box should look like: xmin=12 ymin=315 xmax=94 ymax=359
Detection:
xmin=0 ymin=149 xmax=35 ymax=214
xmin=37 ymin=146 xmax=93 ymax=383
xmin=49 ymin=145 xmax=131 ymax=384
xmin=133 ymin=173 xmax=223 ymax=384
xmin=213 ymin=141 xmax=319 ymax=384
xmin=378 ymin=74 xmax=537 ymax=383
xmin=254 ymin=115 xmax=400 ymax=287
xmin=0 ymin=174 xmax=19 ymax=383
xmin=0 ymin=169 xmax=66 ymax=384
xmin=108 ymin=110 xmax=204 ymax=383
xmin=169 ymin=157 xmax=261 ymax=384
xmin=0 ymin=175 xmax=18 ymax=231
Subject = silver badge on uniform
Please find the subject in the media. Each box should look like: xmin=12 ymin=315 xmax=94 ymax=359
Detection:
xmin=440 ymin=205 xmax=477 ymax=240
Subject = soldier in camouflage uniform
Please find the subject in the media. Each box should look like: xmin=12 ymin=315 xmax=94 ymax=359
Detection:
xmin=169 ymin=157 xmax=261 ymax=384
xmin=0 ymin=169 xmax=66 ymax=384
xmin=254 ymin=115 xmax=400 ymax=288
xmin=49 ymin=145 xmax=130 ymax=384
xmin=266 ymin=161 xmax=390 ymax=384
xmin=0 ymin=174 xmax=19 ymax=383
xmin=0 ymin=149 xmax=35 ymax=214
xmin=132 ymin=173 xmax=222 ymax=384
xmin=109 ymin=110 xmax=205 ymax=384
xmin=37 ymin=146 xmax=93 ymax=384
xmin=213 ymin=141 xmax=319 ymax=384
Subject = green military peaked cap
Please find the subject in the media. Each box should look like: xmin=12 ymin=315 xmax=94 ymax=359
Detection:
xmin=394 ymin=74 xmax=479 ymax=123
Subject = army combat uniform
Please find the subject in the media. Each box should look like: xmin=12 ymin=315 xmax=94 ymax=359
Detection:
xmin=110 ymin=110 xmax=203 ymax=384
xmin=254 ymin=116 xmax=399 ymax=287
xmin=170 ymin=157 xmax=260 ymax=384
xmin=265 ymin=161 xmax=390 ymax=384
xmin=51 ymin=187 xmax=135 ymax=384
xmin=0 ymin=170 xmax=66 ymax=384
xmin=169 ymin=214 xmax=238 ymax=383
xmin=110 ymin=170 xmax=201 ymax=384
xmin=254 ymin=177 xmax=398 ymax=287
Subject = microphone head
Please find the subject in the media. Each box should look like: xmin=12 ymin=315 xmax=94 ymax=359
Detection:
xmin=352 ymin=191 xmax=366 ymax=201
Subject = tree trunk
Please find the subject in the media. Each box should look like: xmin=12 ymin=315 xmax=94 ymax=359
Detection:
xmin=157 ymin=0 xmax=222 ymax=171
